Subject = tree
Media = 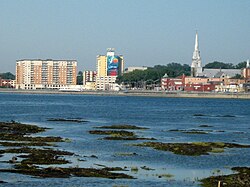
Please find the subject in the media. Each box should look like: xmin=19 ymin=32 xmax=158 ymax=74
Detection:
xmin=76 ymin=71 xmax=83 ymax=85
xmin=204 ymin=61 xmax=235 ymax=69
xmin=116 ymin=63 xmax=191 ymax=88
xmin=235 ymin=61 xmax=247 ymax=69
xmin=0 ymin=72 xmax=15 ymax=80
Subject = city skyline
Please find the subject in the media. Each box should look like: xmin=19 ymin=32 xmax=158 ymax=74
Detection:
xmin=1 ymin=0 xmax=250 ymax=73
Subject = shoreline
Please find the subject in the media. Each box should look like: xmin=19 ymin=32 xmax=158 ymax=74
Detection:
xmin=1 ymin=88 xmax=250 ymax=99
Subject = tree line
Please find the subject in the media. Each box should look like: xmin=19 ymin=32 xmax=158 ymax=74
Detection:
xmin=116 ymin=61 xmax=248 ymax=87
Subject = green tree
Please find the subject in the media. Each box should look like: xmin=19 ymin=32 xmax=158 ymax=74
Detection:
xmin=76 ymin=71 xmax=83 ymax=85
xmin=0 ymin=72 xmax=15 ymax=80
xmin=116 ymin=63 xmax=191 ymax=88
xmin=235 ymin=61 xmax=247 ymax=69
xmin=204 ymin=61 xmax=235 ymax=69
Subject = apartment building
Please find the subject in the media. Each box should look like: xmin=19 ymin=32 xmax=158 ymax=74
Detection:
xmin=16 ymin=59 xmax=77 ymax=89
xmin=83 ymin=70 xmax=97 ymax=90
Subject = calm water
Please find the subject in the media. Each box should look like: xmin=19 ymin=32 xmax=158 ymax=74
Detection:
xmin=0 ymin=93 xmax=249 ymax=187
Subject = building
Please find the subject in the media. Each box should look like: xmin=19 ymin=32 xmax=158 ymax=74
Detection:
xmin=96 ymin=48 xmax=124 ymax=91
xmin=242 ymin=59 xmax=250 ymax=79
xmin=0 ymin=78 xmax=15 ymax=88
xmin=2 ymin=79 xmax=16 ymax=88
xmin=161 ymin=74 xmax=185 ymax=91
xmin=96 ymin=76 xmax=120 ymax=91
xmin=124 ymin=66 xmax=148 ymax=73
xmin=200 ymin=68 xmax=241 ymax=79
xmin=16 ymin=59 xmax=77 ymax=89
xmin=191 ymin=32 xmax=202 ymax=77
xmin=83 ymin=70 xmax=97 ymax=90
xmin=185 ymin=83 xmax=215 ymax=92
xmin=96 ymin=48 xmax=124 ymax=77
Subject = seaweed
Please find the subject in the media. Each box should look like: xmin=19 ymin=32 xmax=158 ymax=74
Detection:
xmin=200 ymin=167 xmax=250 ymax=187
xmin=133 ymin=142 xmax=250 ymax=156
xmin=95 ymin=124 xmax=148 ymax=130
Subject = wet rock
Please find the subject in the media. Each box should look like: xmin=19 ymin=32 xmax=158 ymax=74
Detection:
xmin=200 ymin=167 xmax=250 ymax=187
xmin=47 ymin=118 xmax=89 ymax=123
xmin=133 ymin=142 xmax=250 ymax=156
xmin=95 ymin=124 xmax=149 ymax=130
xmin=0 ymin=166 xmax=134 ymax=179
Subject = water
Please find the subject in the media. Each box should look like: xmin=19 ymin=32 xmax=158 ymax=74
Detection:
xmin=0 ymin=93 xmax=249 ymax=186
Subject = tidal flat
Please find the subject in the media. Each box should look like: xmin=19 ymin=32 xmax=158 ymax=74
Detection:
xmin=0 ymin=93 xmax=250 ymax=187
xmin=0 ymin=121 xmax=134 ymax=180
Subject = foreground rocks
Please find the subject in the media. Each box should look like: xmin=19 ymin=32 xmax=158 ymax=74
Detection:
xmin=200 ymin=167 xmax=250 ymax=187
xmin=89 ymin=128 xmax=155 ymax=141
xmin=134 ymin=142 xmax=250 ymax=156
xmin=0 ymin=121 xmax=134 ymax=179
xmin=0 ymin=165 xmax=134 ymax=179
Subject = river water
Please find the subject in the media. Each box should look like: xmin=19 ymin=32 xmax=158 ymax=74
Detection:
xmin=0 ymin=93 xmax=249 ymax=187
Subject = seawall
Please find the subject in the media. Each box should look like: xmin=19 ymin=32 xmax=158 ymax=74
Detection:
xmin=0 ymin=89 xmax=250 ymax=99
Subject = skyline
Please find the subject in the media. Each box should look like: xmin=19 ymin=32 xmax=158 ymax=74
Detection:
xmin=1 ymin=0 xmax=250 ymax=73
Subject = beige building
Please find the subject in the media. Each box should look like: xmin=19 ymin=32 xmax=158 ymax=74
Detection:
xmin=185 ymin=77 xmax=222 ymax=84
xmin=96 ymin=76 xmax=120 ymax=91
xmin=16 ymin=59 xmax=77 ymax=89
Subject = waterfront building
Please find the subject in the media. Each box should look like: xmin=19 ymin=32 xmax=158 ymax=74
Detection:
xmin=185 ymin=83 xmax=215 ymax=92
xmin=83 ymin=71 xmax=97 ymax=89
xmin=96 ymin=48 xmax=124 ymax=91
xmin=0 ymin=78 xmax=15 ymax=88
xmin=95 ymin=76 xmax=120 ymax=91
xmin=124 ymin=66 xmax=148 ymax=73
xmin=16 ymin=59 xmax=77 ymax=89
xmin=161 ymin=74 xmax=185 ymax=91
xmin=191 ymin=32 xmax=202 ymax=77
xmin=242 ymin=59 xmax=250 ymax=79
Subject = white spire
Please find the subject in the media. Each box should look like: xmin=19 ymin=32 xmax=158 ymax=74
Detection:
xmin=195 ymin=31 xmax=199 ymax=51
xmin=247 ymin=59 xmax=250 ymax=68
xmin=191 ymin=31 xmax=202 ymax=77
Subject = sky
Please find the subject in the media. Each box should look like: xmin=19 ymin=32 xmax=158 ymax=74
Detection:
xmin=0 ymin=0 xmax=250 ymax=73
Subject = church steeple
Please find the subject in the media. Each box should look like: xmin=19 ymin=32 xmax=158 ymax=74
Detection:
xmin=194 ymin=31 xmax=199 ymax=51
xmin=191 ymin=31 xmax=202 ymax=77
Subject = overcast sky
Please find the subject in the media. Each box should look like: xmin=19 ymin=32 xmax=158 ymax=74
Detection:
xmin=0 ymin=0 xmax=250 ymax=73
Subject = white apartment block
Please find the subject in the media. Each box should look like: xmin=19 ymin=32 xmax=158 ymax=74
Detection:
xmin=16 ymin=59 xmax=77 ymax=89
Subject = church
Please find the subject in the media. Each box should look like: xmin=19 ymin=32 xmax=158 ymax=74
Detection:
xmin=191 ymin=32 xmax=241 ymax=79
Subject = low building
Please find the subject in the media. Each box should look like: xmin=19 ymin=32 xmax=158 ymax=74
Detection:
xmin=161 ymin=74 xmax=185 ymax=91
xmin=0 ymin=79 xmax=15 ymax=88
xmin=96 ymin=76 xmax=120 ymax=91
xmin=184 ymin=83 xmax=215 ymax=92
xmin=200 ymin=68 xmax=241 ymax=78
xmin=124 ymin=66 xmax=148 ymax=73
xmin=215 ymin=83 xmax=244 ymax=93
xmin=84 ymin=82 xmax=96 ymax=90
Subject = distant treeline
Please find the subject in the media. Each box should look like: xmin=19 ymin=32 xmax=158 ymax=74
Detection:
xmin=204 ymin=61 xmax=247 ymax=69
xmin=116 ymin=61 xmax=247 ymax=85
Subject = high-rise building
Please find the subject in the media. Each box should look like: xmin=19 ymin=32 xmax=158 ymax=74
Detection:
xmin=16 ymin=59 xmax=77 ymax=89
xmin=96 ymin=48 xmax=124 ymax=77
xmin=96 ymin=48 xmax=124 ymax=90
xmin=191 ymin=32 xmax=202 ymax=77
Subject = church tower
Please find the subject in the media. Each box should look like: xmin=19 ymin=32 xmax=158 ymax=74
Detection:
xmin=191 ymin=32 xmax=202 ymax=77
